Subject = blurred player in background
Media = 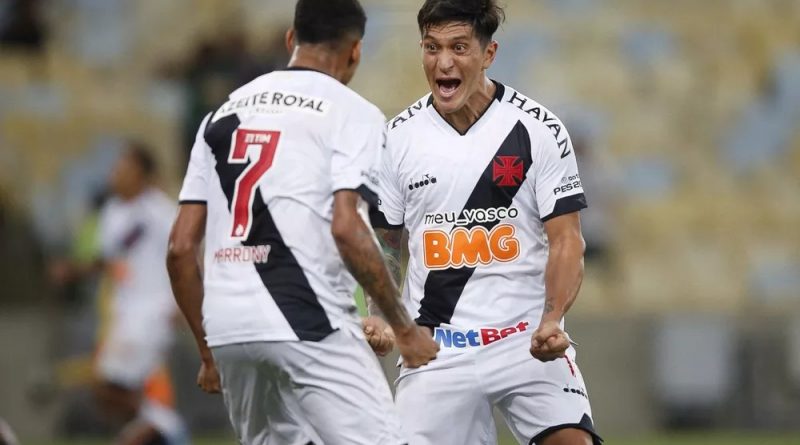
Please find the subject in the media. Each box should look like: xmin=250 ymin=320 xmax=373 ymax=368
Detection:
xmin=166 ymin=0 xmax=437 ymax=444
xmin=51 ymin=143 xmax=186 ymax=445
xmin=370 ymin=0 xmax=602 ymax=444
xmin=0 ymin=417 xmax=19 ymax=445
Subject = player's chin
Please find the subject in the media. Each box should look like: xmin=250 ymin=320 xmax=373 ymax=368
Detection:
xmin=432 ymin=94 xmax=463 ymax=114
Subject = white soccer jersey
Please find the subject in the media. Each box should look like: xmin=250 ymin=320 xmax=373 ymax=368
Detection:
xmin=179 ymin=68 xmax=385 ymax=347
xmin=98 ymin=188 xmax=177 ymax=323
xmin=376 ymin=82 xmax=587 ymax=355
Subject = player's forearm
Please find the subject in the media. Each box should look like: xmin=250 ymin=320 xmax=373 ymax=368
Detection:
xmin=166 ymin=248 xmax=212 ymax=362
xmin=366 ymin=228 xmax=404 ymax=317
xmin=59 ymin=258 xmax=105 ymax=283
xmin=541 ymin=234 xmax=585 ymax=324
xmin=334 ymin=222 xmax=414 ymax=333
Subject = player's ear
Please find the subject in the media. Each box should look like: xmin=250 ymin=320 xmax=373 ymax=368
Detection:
xmin=482 ymin=40 xmax=498 ymax=70
xmin=349 ymin=39 xmax=362 ymax=68
xmin=285 ymin=28 xmax=296 ymax=54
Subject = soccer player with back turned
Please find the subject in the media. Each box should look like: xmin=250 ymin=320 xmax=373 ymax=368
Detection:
xmin=370 ymin=1 xmax=603 ymax=444
xmin=166 ymin=1 xmax=438 ymax=444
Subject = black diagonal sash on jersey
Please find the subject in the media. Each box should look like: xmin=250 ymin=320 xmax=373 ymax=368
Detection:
xmin=204 ymin=114 xmax=334 ymax=341
xmin=416 ymin=121 xmax=533 ymax=328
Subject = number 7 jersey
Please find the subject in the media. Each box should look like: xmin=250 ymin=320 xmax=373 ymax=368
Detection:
xmin=179 ymin=68 xmax=385 ymax=347
xmin=375 ymin=82 xmax=587 ymax=354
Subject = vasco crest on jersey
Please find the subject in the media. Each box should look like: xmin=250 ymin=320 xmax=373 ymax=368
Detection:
xmin=492 ymin=156 xmax=524 ymax=187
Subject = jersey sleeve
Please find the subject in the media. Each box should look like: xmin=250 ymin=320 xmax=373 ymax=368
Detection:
xmin=533 ymin=129 xmax=588 ymax=222
xmin=179 ymin=114 xmax=213 ymax=204
xmin=330 ymin=107 xmax=384 ymax=206
xmin=97 ymin=205 xmax=119 ymax=260
xmin=372 ymin=131 xmax=405 ymax=228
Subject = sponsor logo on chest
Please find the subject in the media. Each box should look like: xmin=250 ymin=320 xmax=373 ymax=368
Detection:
xmin=422 ymin=206 xmax=521 ymax=270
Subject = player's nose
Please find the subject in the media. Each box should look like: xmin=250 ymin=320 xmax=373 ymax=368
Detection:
xmin=436 ymin=52 xmax=455 ymax=72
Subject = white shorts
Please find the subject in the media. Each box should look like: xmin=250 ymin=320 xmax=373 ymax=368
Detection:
xmin=96 ymin=317 xmax=172 ymax=388
xmin=212 ymin=327 xmax=406 ymax=445
xmin=395 ymin=329 xmax=602 ymax=445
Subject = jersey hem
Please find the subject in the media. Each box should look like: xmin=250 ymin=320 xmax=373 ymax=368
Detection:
xmin=206 ymin=332 xmax=300 ymax=347
xmin=529 ymin=413 xmax=603 ymax=445
xmin=206 ymin=328 xmax=338 ymax=347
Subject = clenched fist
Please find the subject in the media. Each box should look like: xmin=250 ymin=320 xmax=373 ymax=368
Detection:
xmin=396 ymin=326 xmax=439 ymax=368
xmin=363 ymin=316 xmax=395 ymax=356
xmin=530 ymin=320 xmax=570 ymax=362
xmin=197 ymin=359 xmax=221 ymax=394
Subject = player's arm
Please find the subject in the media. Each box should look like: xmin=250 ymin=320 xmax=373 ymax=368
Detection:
xmin=50 ymin=211 xmax=113 ymax=286
xmin=49 ymin=257 xmax=105 ymax=285
xmin=360 ymin=227 xmax=405 ymax=356
xmin=166 ymin=203 xmax=219 ymax=393
xmin=367 ymin=228 xmax=404 ymax=316
xmin=530 ymin=212 xmax=585 ymax=362
xmin=332 ymin=190 xmax=437 ymax=368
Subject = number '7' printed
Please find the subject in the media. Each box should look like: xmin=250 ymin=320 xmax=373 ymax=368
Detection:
xmin=228 ymin=129 xmax=281 ymax=240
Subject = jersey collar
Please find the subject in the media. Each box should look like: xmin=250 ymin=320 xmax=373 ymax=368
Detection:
xmin=279 ymin=66 xmax=335 ymax=79
xmin=427 ymin=80 xmax=505 ymax=137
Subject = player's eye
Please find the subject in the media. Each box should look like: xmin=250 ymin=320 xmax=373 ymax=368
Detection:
xmin=454 ymin=43 xmax=467 ymax=53
xmin=424 ymin=43 xmax=438 ymax=53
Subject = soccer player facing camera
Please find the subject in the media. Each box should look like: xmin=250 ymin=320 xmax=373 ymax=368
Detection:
xmin=167 ymin=0 xmax=436 ymax=444
xmin=371 ymin=1 xmax=602 ymax=444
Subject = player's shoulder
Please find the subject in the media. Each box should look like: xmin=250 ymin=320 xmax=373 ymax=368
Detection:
xmin=335 ymin=84 xmax=385 ymax=123
xmin=142 ymin=188 xmax=176 ymax=210
xmin=97 ymin=196 xmax=125 ymax=227
xmin=496 ymin=83 xmax=572 ymax=156
xmin=387 ymin=93 xmax=433 ymax=136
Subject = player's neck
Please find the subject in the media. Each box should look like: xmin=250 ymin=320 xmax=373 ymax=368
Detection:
xmin=436 ymin=77 xmax=496 ymax=134
xmin=118 ymin=184 xmax=148 ymax=202
xmin=288 ymin=47 xmax=345 ymax=83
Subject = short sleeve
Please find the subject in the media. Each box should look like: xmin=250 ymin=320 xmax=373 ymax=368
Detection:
xmin=179 ymin=114 xmax=213 ymax=204
xmin=372 ymin=131 xmax=405 ymax=228
xmin=330 ymin=107 xmax=384 ymax=206
xmin=534 ymin=130 xmax=588 ymax=222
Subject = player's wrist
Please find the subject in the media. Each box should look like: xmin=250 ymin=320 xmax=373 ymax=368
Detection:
xmin=539 ymin=312 xmax=564 ymax=325
xmin=197 ymin=344 xmax=214 ymax=363
xmin=391 ymin=320 xmax=417 ymax=338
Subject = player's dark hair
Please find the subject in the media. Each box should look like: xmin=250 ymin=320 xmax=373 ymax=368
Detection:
xmin=294 ymin=0 xmax=367 ymax=46
xmin=127 ymin=141 xmax=157 ymax=179
xmin=417 ymin=0 xmax=505 ymax=46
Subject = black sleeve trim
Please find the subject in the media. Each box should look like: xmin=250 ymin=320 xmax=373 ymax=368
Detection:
xmin=334 ymin=186 xmax=404 ymax=229
xmin=369 ymin=207 xmax=404 ymax=230
xmin=355 ymin=184 xmax=379 ymax=208
xmin=541 ymin=193 xmax=587 ymax=222
xmin=179 ymin=200 xmax=207 ymax=205
xmin=333 ymin=185 xmax=379 ymax=208
xmin=530 ymin=414 xmax=603 ymax=445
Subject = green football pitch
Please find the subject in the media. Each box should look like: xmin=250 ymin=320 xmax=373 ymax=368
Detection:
xmin=29 ymin=432 xmax=800 ymax=445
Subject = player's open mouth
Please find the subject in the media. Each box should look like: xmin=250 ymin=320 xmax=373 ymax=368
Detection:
xmin=436 ymin=78 xmax=461 ymax=99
